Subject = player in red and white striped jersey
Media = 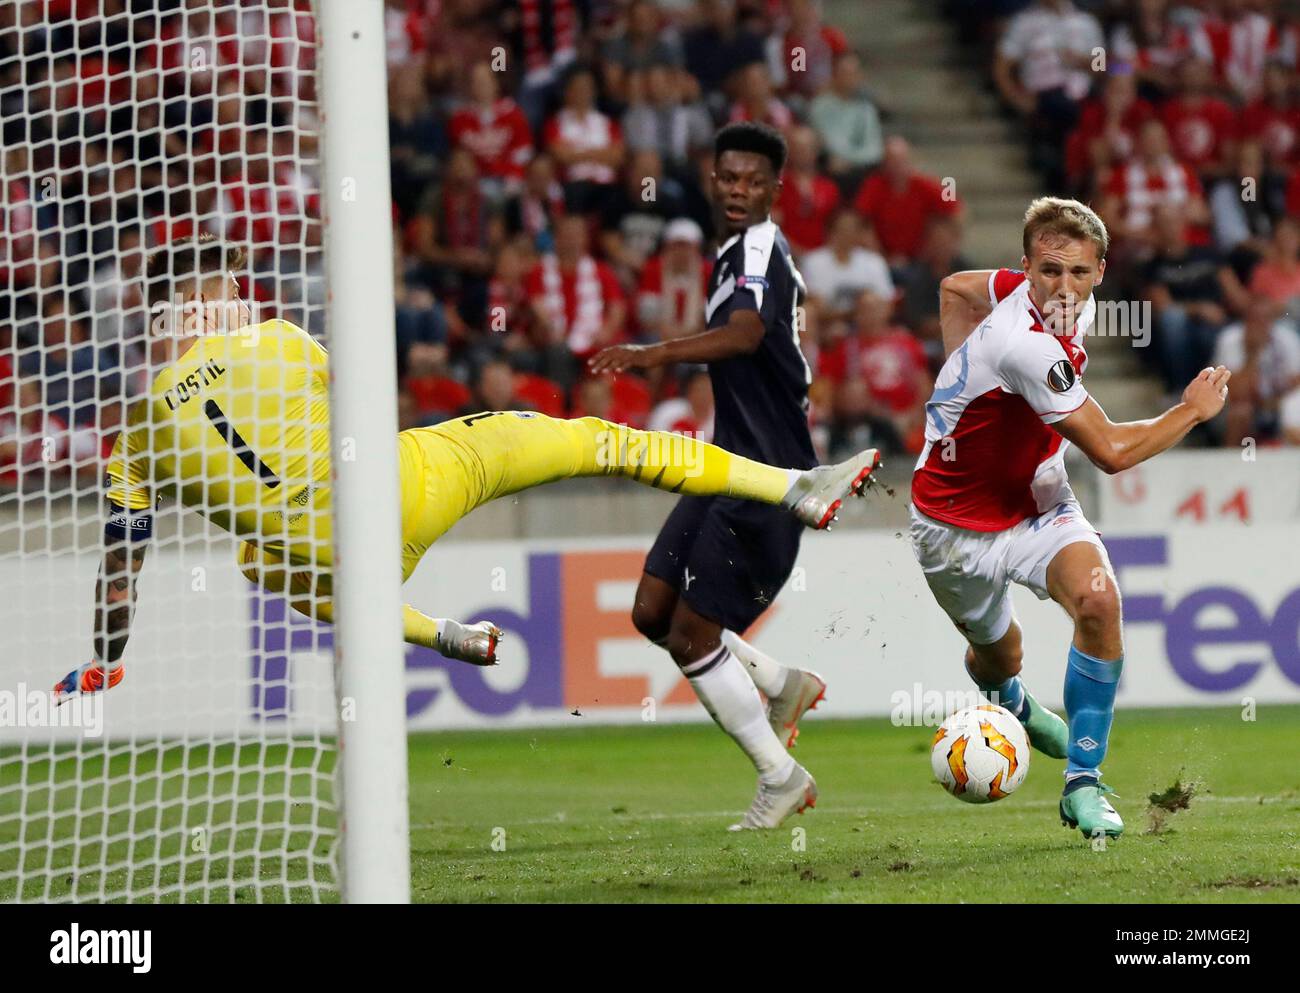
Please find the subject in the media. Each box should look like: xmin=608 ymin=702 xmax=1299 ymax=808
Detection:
xmin=913 ymin=197 xmax=1230 ymax=841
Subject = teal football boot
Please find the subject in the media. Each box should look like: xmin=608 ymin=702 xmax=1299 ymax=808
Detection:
xmin=1020 ymin=690 xmax=1068 ymax=759
xmin=1060 ymin=780 xmax=1124 ymax=839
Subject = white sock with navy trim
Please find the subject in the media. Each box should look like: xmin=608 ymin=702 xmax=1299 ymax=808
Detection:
xmin=722 ymin=629 xmax=789 ymax=698
xmin=681 ymin=645 xmax=794 ymax=786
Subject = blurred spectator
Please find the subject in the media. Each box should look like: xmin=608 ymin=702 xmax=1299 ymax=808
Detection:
xmin=503 ymin=153 xmax=566 ymax=251
xmin=1188 ymin=0 xmax=1277 ymax=104
xmin=1214 ymin=297 xmax=1300 ymax=445
xmin=0 ymin=145 xmax=44 ymax=290
xmin=800 ymin=210 xmax=893 ymax=324
xmin=407 ymin=145 xmax=502 ymax=324
xmin=0 ymin=377 xmax=98 ymax=488
xmin=993 ymin=0 xmax=1104 ymax=189
xmin=571 ymin=374 xmax=615 ymax=421
xmin=1108 ymin=0 xmax=1190 ymax=100
xmin=450 ymin=61 xmax=535 ymax=198
xmin=1160 ymin=57 xmax=1238 ymax=182
xmin=809 ymin=50 xmax=885 ymax=199
xmin=1211 ymin=140 xmax=1284 ymax=254
xmin=818 ymin=289 xmax=929 ymax=456
xmin=634 ymin=217 xmax=709 ymax=340
xmin=1141 ymin=203 xmax=1235 ymax=390
xmin=727 ymin=62 xmax=794 ymax=131
xmin=384 ymin=0 xmax=427 ymax=71
xmin=780 ymin=0 xmax=850 ymax=101
xmin=461 ymin=359 xmax=533 ymax=416
xmin=600 ymin=0 xmax=685 ymax=105
xmin=504 ymin=0 xmax=584 ymax=133
xmin=524 ymin=214 xmax=627 ymax=378
xmin=389 ymin=63 xmax=446 ymax=218
xmin=544 ymin=65 xmax=625 ymax=213
xmin=1099 ymin=119 xmax=1210 ymax=252
xmin=18 ymin=296 xmax=120 ymax=429
xmin=599 ymin=149 xmax=688 ymax=287
xmin=647 ymin=366 xmax=714 ymax=441
xmin=897 ymin=215 xmax=973 ymax=356
xmin=572 ymin=371 xmax=652 ymax=426
xmin=1065 ymin=68 xmax=1157 ymax=196
xmin=1239 ymin=60 xmax=1300 ymax=174
xmin=683 ymin=0 xmax=767 ymax=113
xmin=621 ymin=65 xmax=713 ymax=179
xmin=1247 ymin=215 xmax=1300 ymax=308
xmin=774 ymin=126 xmax=841 ymax=255
xmin=394 ymin=258 xmax=453 ymax=382
xmin=852 ymin=136 xmax=963 ymax=268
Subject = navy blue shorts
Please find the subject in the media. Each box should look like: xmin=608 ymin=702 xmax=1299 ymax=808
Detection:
xmin=643 ymin=495 xmax=803 ymax=633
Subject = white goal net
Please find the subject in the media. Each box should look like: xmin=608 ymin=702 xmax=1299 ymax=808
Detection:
xmin=0 ymin=0 xmax=344 ymax=902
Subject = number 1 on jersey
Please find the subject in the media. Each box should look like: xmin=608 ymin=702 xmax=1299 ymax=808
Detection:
xmin=203 ymin=399 xmax=281 ymax=489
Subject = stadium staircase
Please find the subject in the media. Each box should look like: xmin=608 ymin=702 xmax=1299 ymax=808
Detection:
xmin=827 ymin=0 xmax=1165 ymax=422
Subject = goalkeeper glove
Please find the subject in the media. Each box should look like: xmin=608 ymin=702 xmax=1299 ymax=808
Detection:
xmin=53 ymin=660 xmax=124 ymax=706
xmin=435 ymin=619 xmax=503 ymax=667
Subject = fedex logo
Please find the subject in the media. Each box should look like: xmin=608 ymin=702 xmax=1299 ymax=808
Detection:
xmin=1109 ymin=536 xmax=1300 ymax=691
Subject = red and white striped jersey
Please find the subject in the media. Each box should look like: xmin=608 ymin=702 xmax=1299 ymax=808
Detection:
xmin=911 ymin=269 xmax=1094 ymax=532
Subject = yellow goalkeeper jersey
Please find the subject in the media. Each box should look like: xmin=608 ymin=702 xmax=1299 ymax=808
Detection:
xmin=106 ymin=320 xmax=333 ymax=561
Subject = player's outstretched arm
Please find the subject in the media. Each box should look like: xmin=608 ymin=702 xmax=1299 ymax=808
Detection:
xmin=1053 ymin=366 xmax=1231 ymax=475
xmin=53 ymin=527 xmax=150 ymax=704
xmin=587 ymin=310 xmax=765 ymax=373
xmin=939 ymin=269 xmax=996 ymax=357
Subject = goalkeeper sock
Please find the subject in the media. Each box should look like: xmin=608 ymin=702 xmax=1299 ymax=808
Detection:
xmin=402 ymin=605 xmax=440 ymax=650
xmin=576 ymin=420 xmax=798 ymax=505
xmin=722 ymin=629 xmax=790 ymax=698
xmin=681 ymin=645 xmax=793 ymax=786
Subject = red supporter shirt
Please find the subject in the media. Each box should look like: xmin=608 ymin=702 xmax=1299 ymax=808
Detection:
xmin=818 ymin=328 xmax=928 ymax=413
xmin=450 ymin=98 xmax=534 ymax=182
xmin=1064 ymin=98 xmax=1156 ymax=186
xmin=1160 ymin=97 xmax=1238 ymax=173
xmin=853 ymin=173 xmax=961 ymax=260
xmin=1240 ymin=100 xmax=1300 ymax=165
xmin=1105 ymin=157 xmax=1208 ymax=244
xmin=775 ymin=173 xmax=841 ymax=253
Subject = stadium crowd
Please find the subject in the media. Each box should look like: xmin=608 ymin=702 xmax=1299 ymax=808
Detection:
xmin=11 ymin=0 xmax=1296 ymax=494
xmin=0 ymin=0 xmax=968 ymax=493
xmin=955 ymin=0 xmax=1300 ymax=447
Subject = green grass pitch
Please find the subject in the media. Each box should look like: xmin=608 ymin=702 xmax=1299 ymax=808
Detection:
xmin=407 ymin=705 xmax=1300 ymax=903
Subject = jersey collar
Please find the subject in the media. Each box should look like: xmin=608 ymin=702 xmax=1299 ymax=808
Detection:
xmin=717 ymin=215 xmax=774 ymax=257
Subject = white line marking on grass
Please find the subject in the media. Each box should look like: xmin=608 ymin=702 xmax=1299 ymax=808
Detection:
xmin=410 ymin=795 xmax=1286 ymax=831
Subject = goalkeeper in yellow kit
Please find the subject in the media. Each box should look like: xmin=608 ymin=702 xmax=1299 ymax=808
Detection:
xmin=55 ymin=235 xmax=879 ymax=701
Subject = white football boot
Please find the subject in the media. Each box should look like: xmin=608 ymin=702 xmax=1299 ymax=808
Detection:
xmin=766 ymin=669 xmax=828 ymax=748
xmin=728 ymin=763 xmax=818 ymax=831
xmin=781 ymin=449 xmax=881 ymax=530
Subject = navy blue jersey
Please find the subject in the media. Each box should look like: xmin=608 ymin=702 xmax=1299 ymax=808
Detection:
xmin=703 ymin=219 xmax=817 ymax=469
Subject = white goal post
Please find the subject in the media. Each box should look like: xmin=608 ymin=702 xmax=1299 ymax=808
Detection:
xmin=317 ymin=0 xmax=410 ymax=905
xmin=0 ymin=0 xmax=408 ymax=903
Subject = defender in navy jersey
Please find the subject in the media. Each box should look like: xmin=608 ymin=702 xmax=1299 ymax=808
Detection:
xmin=591 ymin=123 xmax=880 ymax=830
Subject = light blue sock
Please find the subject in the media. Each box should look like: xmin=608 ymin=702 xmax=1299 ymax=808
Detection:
xmin=1064 ymin=644 xmax=1123 ymax=781
xmin=965 ymin=659 xmax=1028 ymax=720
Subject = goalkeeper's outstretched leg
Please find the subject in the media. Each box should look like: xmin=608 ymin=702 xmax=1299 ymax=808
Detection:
xmin=237 ymin=411 xmax=879 ymax=669
xmin=397 ymin=411 xmax=880 ymax=552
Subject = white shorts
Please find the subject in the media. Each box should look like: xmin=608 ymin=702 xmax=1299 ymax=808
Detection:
xmin=908 ymin=500 xmax=1109 ymax=646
